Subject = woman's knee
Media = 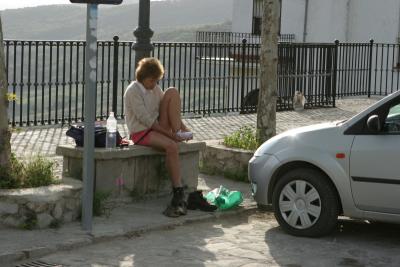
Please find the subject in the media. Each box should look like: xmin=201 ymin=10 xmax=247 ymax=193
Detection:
xmin=165 ymin=141 xmax=179 ymax=155
xmin=164 ymin=87 xmax=179 ymax=98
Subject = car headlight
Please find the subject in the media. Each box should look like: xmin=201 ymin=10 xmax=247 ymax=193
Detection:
xmin=250 ymin=181 xmax=257 ymax=196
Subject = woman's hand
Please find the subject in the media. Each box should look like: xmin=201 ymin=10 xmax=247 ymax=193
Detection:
xmin=171 ymin=132 xmax=185 ymax=142
xmin=152 ymin=121 xmax=183 ymax=142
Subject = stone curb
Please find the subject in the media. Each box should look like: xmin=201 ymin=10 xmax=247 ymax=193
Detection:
xmin=4 ymin=202 xmax=259 ymax=266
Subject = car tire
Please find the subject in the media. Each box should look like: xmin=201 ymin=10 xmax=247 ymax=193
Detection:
xmin=272 ymin=168 xmax=339 ymax=237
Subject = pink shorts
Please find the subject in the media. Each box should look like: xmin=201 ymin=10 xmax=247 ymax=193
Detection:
xmin=130 ymin=129 xmax=152 ymax=146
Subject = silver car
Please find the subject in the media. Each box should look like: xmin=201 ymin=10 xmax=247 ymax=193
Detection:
xmin=248 ymin=90 xmax=400 ymax=237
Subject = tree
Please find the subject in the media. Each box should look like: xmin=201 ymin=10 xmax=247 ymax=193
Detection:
xmin=0 ymin=16 xmax=11 ymax=169
xmin=256 ymin=0 xmax=280 ymax=144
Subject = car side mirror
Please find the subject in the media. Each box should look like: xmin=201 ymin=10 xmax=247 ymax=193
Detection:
xmin=367 ymin=115 xmax=381 ymax=133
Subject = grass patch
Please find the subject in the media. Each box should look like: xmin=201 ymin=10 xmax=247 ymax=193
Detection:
xmin=0 ymin=154 xmax=57 ymax=189
xmin=223 ymin=126 xmax=258 ymax=151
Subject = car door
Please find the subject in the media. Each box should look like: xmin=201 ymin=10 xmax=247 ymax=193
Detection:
xmin=349 ymin=99 xmax=400 ymax=214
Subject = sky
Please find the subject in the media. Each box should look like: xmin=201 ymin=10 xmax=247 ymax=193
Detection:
xmin=0 ymin=0 xmax=146 ymax=11
xmin=0 ymin=0 xmax=70 ymax=11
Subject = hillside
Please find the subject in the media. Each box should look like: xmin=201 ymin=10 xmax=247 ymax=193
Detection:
xmin=1 ymin=0 xmax=233 ymax=41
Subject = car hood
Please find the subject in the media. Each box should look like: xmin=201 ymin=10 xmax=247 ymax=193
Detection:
xmin=254 ymin=121 xmax=343 ymax=156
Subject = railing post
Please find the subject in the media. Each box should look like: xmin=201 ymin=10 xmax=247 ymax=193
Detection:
xmin=240 ymin=38 xmax=247 ymax=113
xmin=368 ymin=39 xmax=374 ymax=98
xmin=112 ymin=35 xmax=119 ymax=115
xmin=333 ymin=39 xmax=340 ymax=108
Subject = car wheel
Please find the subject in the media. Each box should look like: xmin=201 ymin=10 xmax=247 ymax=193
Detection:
xmin=272 ymin=168 xmax=339 ymax=237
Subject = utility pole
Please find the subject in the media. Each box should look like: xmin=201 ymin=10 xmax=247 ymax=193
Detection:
xmin=133 ymin=0 xmax=154 ymax=67
xmin=70 ymin=0 xmax=122 ymax=233
xmin=256 ymin=0 xmax=280 ymax=144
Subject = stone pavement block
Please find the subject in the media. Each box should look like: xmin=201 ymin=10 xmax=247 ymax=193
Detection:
xmin=0 ymin=174 xmax=256 ymax=265
xmin=3 ymin=96 xmax=380 ymax=265
xmin=10 ymin=97 xmax=378 ymax=160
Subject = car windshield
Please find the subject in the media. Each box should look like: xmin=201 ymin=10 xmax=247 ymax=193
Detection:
xmin=388 ymin=105 xmax=400 ymax=117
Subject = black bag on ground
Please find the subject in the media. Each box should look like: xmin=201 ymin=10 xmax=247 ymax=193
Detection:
xmin=66 ymin=125 xmax=122 ymax=147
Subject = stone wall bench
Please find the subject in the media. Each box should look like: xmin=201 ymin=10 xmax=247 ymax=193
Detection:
xmin=200 ymin=140 xmax=253 ymax=182
xmin=56 ymin=141 xmax=206 ymax=198
xmin=0 ymin=178 xmax=82 ymax=229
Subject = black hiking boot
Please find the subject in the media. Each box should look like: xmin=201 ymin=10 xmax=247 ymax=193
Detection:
xmin=163 ymin=205 xmax=181 ymax=217
xmin=163 ymin=187 xmax=187 ymax=217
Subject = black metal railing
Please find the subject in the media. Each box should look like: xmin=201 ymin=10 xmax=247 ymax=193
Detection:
xmin=336 ymin=40 xmax=400 ymax=97
xmin=277 ymin=42 xmax=337 ymax=110
xmin=11 ymin=37 xmax=400 ymax=127
xmin=195 ymin=31 xmax=295 ymax=44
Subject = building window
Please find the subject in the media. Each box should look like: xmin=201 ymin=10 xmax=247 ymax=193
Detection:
xmin=253 ymin=17 xmax=262 ymax=35
xmin=252 ymin=0 xmax=262 ymax=35
xmin=252 ymin=0 xmax=282 ymax=36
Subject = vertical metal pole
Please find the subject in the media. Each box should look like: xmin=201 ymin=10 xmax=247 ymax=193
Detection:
xmin=240 ymin=38 xmax=247 ymax=113
xmin=82 ymin=3 xmax=98 ymax=233
xmin=133 ymin=0 xmax=154 ymax=68
xmin=333 ymin=40 xmax=340 ymax=108
xmin=112 ymin=35 xmax=119 ymax=114
xmin=368 ymin=39 xmax=374 ymax=98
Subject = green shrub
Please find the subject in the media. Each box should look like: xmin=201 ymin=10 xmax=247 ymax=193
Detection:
xmin=0 ymin=154 xmax=57 ymax=189
xmin=223 ymin=126 xmax=258 ymax=151
xmin=24 ymin=156 xmax=56 ymax=188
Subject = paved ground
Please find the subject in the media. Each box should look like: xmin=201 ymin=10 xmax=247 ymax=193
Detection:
xmin=7 ymin=96 xmax=389 ymax=266
xmin=1 ymin=174 xmax=255 ymax=266
xmin=19 ymin=212 xmax=400 ymax=267
xmin=11 ymin=97 xmax=379 ymax=160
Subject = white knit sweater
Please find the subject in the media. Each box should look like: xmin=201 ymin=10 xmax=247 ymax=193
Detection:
xmin=123 ymin=81 xmax=164 ymax=134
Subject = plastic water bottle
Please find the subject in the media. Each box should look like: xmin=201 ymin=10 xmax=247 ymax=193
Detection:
xmin=106 ymin=112 xmax=117 ymax=149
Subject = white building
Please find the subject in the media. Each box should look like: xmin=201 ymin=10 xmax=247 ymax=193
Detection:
xmin=232 ymin=0 xmax=400 ymax=43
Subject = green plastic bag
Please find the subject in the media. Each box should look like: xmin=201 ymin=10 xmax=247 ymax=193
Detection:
xmin=205 ymin=185 xmax=243 ymax=210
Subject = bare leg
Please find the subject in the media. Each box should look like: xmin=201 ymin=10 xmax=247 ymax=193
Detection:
xmin=146 ymin=131 xmax=181 ymax=187
xmin=159 ymin=87 xmax=184 ymax=133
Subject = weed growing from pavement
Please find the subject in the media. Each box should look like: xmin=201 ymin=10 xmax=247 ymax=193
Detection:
xmin=223 ymin=126 xmax=257 ymax=151
xmin=93 ymin=190 xmax=112 ymax=217
xmin=19 ymin=211 xmax=37 ymax=230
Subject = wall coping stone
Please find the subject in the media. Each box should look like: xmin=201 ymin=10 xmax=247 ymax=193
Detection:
xmin=56 ymin=140 xmax=206 ymax=159
xmin=0 ymin=178 xmax=82 ymax=202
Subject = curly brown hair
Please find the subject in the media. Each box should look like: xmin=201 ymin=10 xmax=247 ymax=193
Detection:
xmin=135 ymin=57 xmax=164 ymax=83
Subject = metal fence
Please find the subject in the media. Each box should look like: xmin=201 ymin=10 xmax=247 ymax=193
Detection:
xmin=195 ymin=31 xmax=295 ymax=44
xmin=336 ymin=40 xmax=400 ymax=97
xmin=8 ymin=37 xmax=382 ymax=127
xmin=4 ymin=38 xmax=337 ymax=126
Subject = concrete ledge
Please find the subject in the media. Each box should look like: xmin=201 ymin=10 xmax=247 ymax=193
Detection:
xmin=56 ymin=141 xmax=206 ymax=197
xmin=56 ymin=141 xmax=206 ymax=159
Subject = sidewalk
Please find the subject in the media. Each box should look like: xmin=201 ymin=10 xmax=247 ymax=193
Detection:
xmin=1 ymin=174 xmax=256 ymax=266
xmin=4 ymin=96 xmax=380 ymax=266
xmin=11 ymin=96 xmax=378 ymax=160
